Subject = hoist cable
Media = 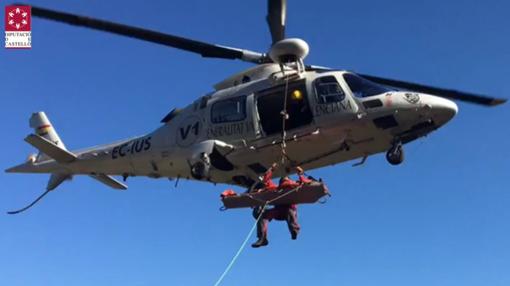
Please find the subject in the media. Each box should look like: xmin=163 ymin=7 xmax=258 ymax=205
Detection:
xmin=280 ymin=75 xmax=290 ymax=165
xmin=215 ymin=71 xmax=305 ymax=285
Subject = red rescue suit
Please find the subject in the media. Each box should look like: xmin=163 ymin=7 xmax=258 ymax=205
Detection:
xmin=253 ymin=204 xmax=300 ymax=242
xmin=252 ymin=167 xmax=313 ymax=247
xmin=262 ymin=168 xmax=278 ymax=191
xmin=298 ymin=174 xmax=312 ymax=184
xmin=253 ymin=176 xmax=302 ymax=243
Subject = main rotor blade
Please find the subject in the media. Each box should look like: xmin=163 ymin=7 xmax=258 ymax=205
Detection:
xmin=22 ymin=4 xmax=265 ymax=63
xmin=359 ymin=74 xmax=507 ymax=106
xmin=267 ymin=0 xmax=287 ymax=45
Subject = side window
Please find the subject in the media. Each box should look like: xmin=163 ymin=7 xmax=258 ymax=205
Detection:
xmin=211 ymin=96 xmax=247 ymax=124
xmin=314 ymin=76 xmax=345 ymax=104
xmin=343 ymin=73 xmax=391 ymax=98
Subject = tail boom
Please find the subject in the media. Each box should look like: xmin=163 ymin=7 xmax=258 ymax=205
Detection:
xmin=6 ymin=112 xmax=130 ymax=191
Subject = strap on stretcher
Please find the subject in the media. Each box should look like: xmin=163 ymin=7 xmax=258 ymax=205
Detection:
xmin=221 ymin=182 xmax=330 ymax=210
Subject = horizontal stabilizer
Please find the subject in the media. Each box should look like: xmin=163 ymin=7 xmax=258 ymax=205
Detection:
xmin=25 ymin=134 xmax=76 ymax=163
xmin=47 ymin=173 xmax=71 ymax=191
xmin=89 ymin=174 xmax=127 ymax=190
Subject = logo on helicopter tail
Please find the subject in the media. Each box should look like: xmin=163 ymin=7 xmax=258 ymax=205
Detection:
xmin=5 ymin=5 xmax=31 ymax=49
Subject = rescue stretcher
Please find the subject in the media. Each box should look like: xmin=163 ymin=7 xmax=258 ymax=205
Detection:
xmin=221 ymin=181 xmax=329 ymax=209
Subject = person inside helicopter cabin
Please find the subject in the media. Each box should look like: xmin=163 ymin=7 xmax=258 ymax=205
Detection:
xmin=251 ymin=166 xmax=310 ymax=248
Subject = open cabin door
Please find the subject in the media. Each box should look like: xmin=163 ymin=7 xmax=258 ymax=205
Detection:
xmin=255 ymin=79 xmax=314 ymax=136
xmin=247 ymin=93 xmax=262 ymax=139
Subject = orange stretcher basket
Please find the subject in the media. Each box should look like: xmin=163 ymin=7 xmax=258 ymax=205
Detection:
xmin=221 ymin=182 xmax=329 ymax=210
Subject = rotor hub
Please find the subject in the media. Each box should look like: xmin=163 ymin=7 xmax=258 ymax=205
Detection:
xmin=268 ymin=38 xmax=309 ymax=64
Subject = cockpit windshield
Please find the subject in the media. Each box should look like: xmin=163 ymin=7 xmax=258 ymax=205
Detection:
xmin=343 ymin=73 xmax=392 ymax=98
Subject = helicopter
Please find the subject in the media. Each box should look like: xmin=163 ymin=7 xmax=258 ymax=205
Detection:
xmin=6 ymin=1 xmax=506 ymax=214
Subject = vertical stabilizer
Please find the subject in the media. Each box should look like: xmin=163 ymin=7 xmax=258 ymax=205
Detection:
xmin=29 ymin=112 xmax=66 ymax=150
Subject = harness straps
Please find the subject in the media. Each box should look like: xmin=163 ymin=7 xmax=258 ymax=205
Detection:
xmin=247 ymin=185 xmax=303 ymax=206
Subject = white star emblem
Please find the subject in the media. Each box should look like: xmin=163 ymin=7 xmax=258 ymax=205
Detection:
xmin=7 ymin=7 xmax=30 ymax=30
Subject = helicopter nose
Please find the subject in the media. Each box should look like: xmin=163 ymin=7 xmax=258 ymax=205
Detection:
xmin=425 ymin=95 xmax=458 ymax=125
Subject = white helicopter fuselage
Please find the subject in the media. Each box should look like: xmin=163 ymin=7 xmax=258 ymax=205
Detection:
xmin=7 ymin=64 xmax=458 ymax=189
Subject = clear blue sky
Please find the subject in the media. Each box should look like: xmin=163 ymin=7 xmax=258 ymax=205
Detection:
xmin=1 ymin=0 xmax=509 ymax=285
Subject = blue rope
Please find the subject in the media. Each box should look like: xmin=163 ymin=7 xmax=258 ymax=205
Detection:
xmin=213 ymin=204 xmax=267 ymax=286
